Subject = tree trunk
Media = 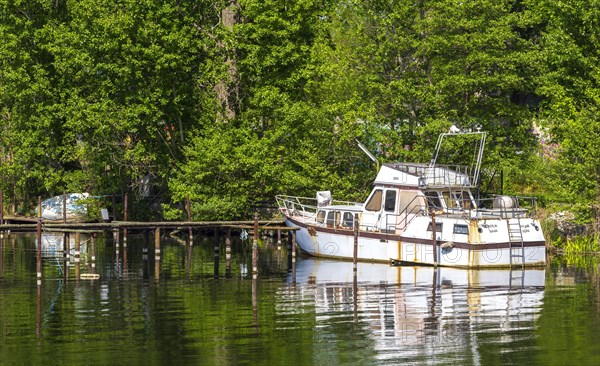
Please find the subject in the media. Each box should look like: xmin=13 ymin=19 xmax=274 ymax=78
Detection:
xmin=215 ymin=1 xmax=240 ymax=122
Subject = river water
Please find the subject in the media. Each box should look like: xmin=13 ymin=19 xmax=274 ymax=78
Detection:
xmin=0 ymin=232 xmax=598 ymax=365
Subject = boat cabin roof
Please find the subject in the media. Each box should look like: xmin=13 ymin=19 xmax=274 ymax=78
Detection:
xmin=375 ymin=163 xmax=474 ymax=189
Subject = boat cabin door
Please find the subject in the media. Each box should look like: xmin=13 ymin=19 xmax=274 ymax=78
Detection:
xmin=363 ymin=188 xmax=398 ymax=233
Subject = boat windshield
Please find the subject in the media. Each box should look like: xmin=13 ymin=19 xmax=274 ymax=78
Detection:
xmin=365 ymin=189 xmax=383 ymax=211
xmin=424 ymin=192 xmax=442 ymax=209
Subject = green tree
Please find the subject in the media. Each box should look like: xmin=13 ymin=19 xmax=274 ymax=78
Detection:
xmin=526 ymin=0 xmax=600 ymax=219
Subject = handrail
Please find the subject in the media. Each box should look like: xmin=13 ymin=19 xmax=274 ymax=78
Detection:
xmin=395 ymin=195 xmax=427 ymax=231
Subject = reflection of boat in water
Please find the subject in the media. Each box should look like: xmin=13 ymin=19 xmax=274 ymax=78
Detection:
xmin=38 ymin=233 xmax=87 ymax=258
xmin=288 ymin=257 xmax=545 ymax=287
xmin=278 ymin=258 xmax=545 ymax=362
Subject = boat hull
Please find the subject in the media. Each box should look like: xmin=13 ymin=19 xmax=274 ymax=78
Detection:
xmin=285 ymin=216 xmax=546 ymax=268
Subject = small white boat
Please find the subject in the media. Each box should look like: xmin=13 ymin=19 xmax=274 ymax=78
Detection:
xmin=40 ymin=193 xmax=89 ymax=221
xmin=277 ymin=130 xmax=546 ymax=268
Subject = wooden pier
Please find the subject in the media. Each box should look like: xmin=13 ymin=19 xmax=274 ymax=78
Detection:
xmin=0 ymin=193 xmax=303 ymax=339
xmin=0 ymin=207 xmax=298 ymax=283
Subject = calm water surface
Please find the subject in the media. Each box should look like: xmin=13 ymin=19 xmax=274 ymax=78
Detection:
xmin=0 ymin=232 xmax=598 ymax=365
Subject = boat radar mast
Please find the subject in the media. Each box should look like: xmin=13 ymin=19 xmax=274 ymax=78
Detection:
xmin=429 ymin=129 xmax=487 ymax=188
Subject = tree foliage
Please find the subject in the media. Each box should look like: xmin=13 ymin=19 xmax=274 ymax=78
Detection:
xmin=0 ymin=0 xmax=599 ymax=221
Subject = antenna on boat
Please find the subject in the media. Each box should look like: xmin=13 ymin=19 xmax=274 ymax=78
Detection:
xmin=355 ymin=139 xmax=380 ymax=171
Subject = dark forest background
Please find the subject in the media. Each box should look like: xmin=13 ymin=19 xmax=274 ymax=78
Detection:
xmin=1 ymin=0 xmax=598 ymax=225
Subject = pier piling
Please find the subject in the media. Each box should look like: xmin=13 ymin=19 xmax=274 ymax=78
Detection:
xmin=291 ymin=231 xmax=296 ymax=264
xmin=91 ymin=234 xmax=96 ymax=272
xmin=187 ymin=195 xmax=193 ymax=244
xmin=252 ymin=213 xmax=259 ymax=278
xmin=353 ymin=213 xmax=359 ymax=273
xmin=143 ymin=230 xmax=149 ymax=260
xmin=431 ymin=211 xmax=438 ymax=267
xmin=226 ymin=228 xmax=232 ymax=278
xmin=0 ymin=234 xmax=4 ymax=275
xmin=214 ymin=229 xmax=219 ymax=279
xmin=75 ymin=232 xmax=81 ymax=280
xmin=154 ymin=227 xmax=160 ymax=280
xmin=143 ymin=231 xmax=150 ymax=279
xmin=63 ymin=232 xmax=69 ymax=279
xmin=36 ymin=197 xmax=42 ymax=285
xmin=277 ymin=229 xmax=281 ymax=250
xmin=123 ymin=193 xmax=128 ymax=246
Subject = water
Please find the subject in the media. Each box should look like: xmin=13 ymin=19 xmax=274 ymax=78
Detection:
xmin=0 ymin=232 xmax=599 ymax=365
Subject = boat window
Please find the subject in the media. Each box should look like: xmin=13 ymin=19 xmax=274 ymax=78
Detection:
xmin=316 ymin=210 xmax=326 ymax=224
xmin=365 ymin=189 xmax=383 ymax=211
xmin=399 ymin=191 xmax=425 ymax=215
xmin=456 ymin=192 xmax=473 ymax=209
xmin=326 ymin=211 xmax=341 ymax=226
xmin=427 ymin=222 xmax=443 ymax=232
xmin=424 ymin=192 xmax=442 ymax=209
xmin=453 ymin=224 xmax=469 ymax=235
xmin=342 ymin=212 xmax=354 ymax=228
xmin=442 ymin=191 xmax=453 ymax=207
xmin=384 ymin=190 xmax=397 ymax=212
xmin=326 ymin=211 xmax=335 ymax=226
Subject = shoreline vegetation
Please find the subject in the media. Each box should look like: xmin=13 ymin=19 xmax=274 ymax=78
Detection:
xmin=1 ymin=1 xmax=599 ymax=258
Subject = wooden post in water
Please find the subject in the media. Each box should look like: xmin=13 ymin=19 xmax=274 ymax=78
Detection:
xmin=187 ymin=195 xmax=193 ymax=245
xmin=252 ymin=276 xmax=258 ymax=335
xmin=277 ymin=228 xmax=281 ymax=250
xmin=123 ymin=193 xmax=128 ymax=246
xmin=154 ymin=227 xmax=160 ymax=280
xmin=431 ymin=211 xmax=438 ymax=267
xmin=63 ymin=232 xmax=69 ymax=279
xmin=143 ymin=230 xmax=149 ymax=280
xmin=353 ymin=264 xmax=358 ymax=323
xmin=36 ymin=278 xmax=41 ymax=338
xmin=36 ymin=196 xmax=42 ymax=285
xmin=74 ymin=232 xmax=81 ymax=280
xmin=186 ymin=237 xmax=192 ymax=279
xmin=225 ymin=228 xmax=232 ymax=278
xmin=113 ymin=228 xmax=120 ymax=273
xmin=0 ymin=190 xmax=3 ymax=242
xmin=123 ymin=234 xmax=128 ymax=275
xmin=291 ymin=230 xmax=297 ymax=264
xmin=0 ymin=233 xmax=3 ymax=275
xmin=287 ymin=230 xmax=293 ymax=271
xmin=91 ymin=234 xmax=96 ymax=273
xmin=353 ymin=213 xmax=359 ymax=273
xmin=252 ymin=213 xmax=259 ymax=278
xmin=143 ymin=230 xmax=149 ymax=260
xmin=291 ymin=229 xmax=297 ymax=284
xmin=214 ymin=229 xmax=219 ymax=279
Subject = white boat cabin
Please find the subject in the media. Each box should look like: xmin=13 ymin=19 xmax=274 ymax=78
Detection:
xmin=315 ymin=162 xmax=478 ymax=234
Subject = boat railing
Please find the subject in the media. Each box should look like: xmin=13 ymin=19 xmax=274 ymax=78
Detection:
xmin=393 ymin=195 xmax=428 ymax=231
xmin=475 ymin=195 xmax=538 ymax=219
xmin=275 ymin=195 xmax=361 ymax=218
xmin=276 ymin=195 xmax=318 ymax=218
xmin=422 ymin=164 xmax=475 ymax=188
xmin=390 ymin=162 xmax=476 ymax=188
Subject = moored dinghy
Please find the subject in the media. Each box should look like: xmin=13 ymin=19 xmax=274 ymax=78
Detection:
xmin=276 ymin=130 xmax=546 ymax=268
